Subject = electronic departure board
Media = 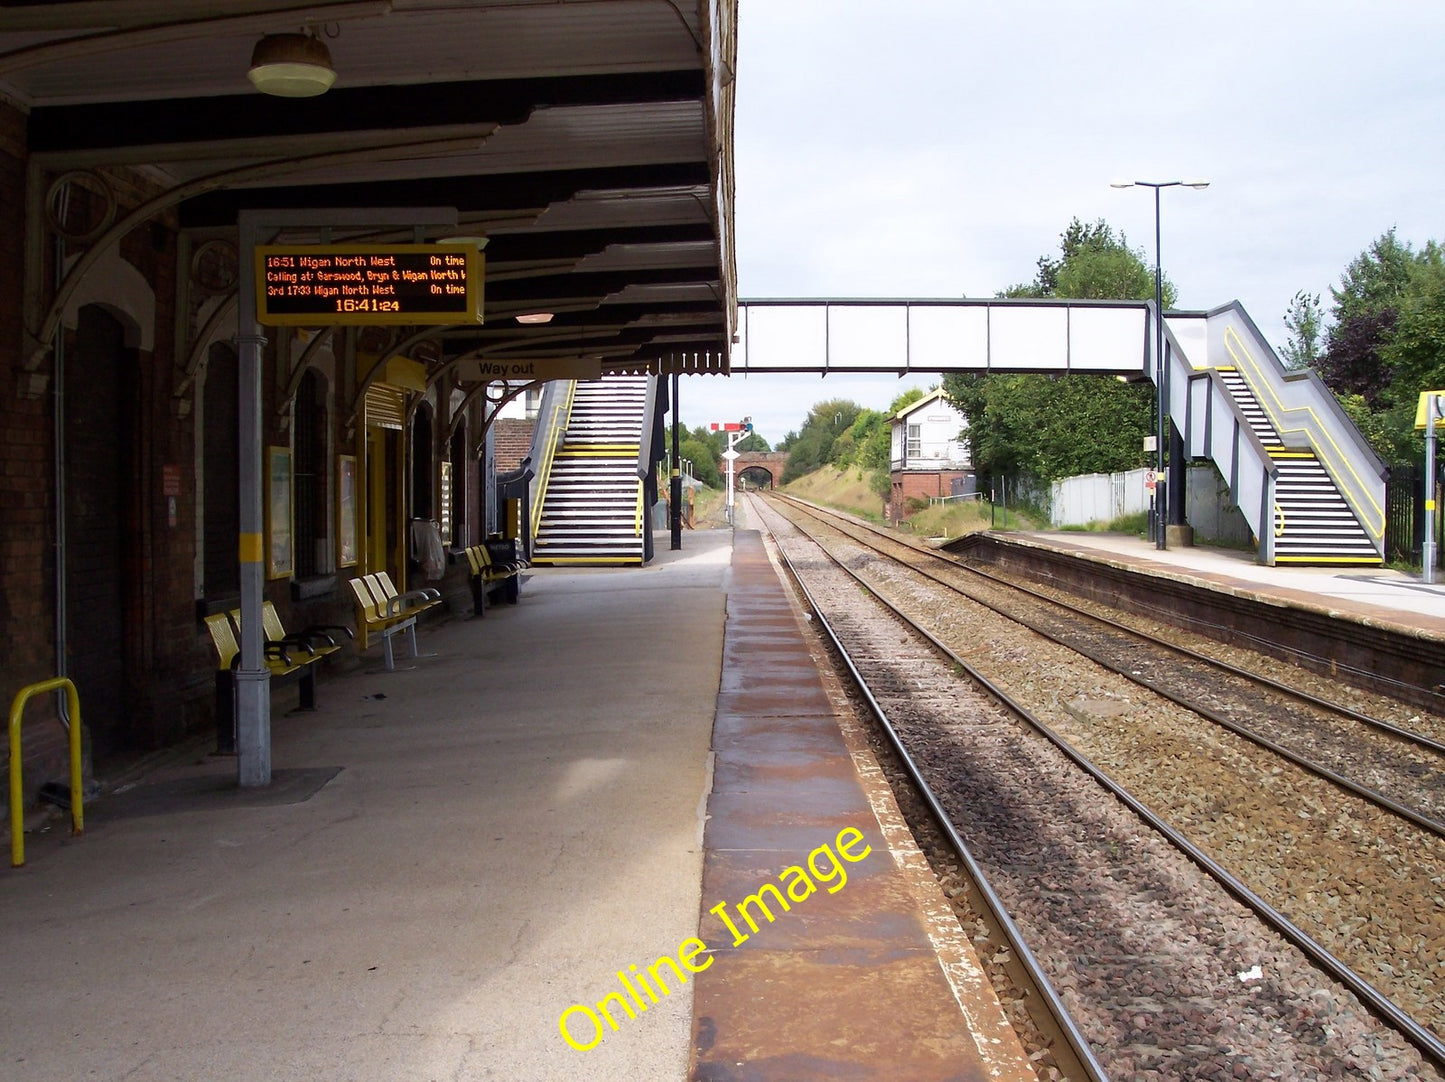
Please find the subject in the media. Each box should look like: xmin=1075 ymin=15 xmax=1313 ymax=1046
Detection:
xmin=254 ymin=244 xmax=483 ymax=326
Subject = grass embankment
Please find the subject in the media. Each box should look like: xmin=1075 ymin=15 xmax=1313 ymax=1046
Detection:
xmin=779 ymin=467 xmax=882 ymax=521
xmin=781 ymin=465 xmax=1039 ymax=541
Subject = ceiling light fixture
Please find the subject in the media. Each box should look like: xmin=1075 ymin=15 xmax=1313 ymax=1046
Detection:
xmin=516 ymin=312 xmax=555 ymax=325
xmin=248 ymin=32 xmax=337 ymax=98
xmin=438 ymin=235 xmax=489 ymax=250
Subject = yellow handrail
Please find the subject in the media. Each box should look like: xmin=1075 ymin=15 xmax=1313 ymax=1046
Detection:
xmin=10 ymin=677 xmax=84 ymax=867
xmin=1223 ymin=325 xmax=1385 ymax=538
xmin=530 ymin=381 xmax=577 ymax=539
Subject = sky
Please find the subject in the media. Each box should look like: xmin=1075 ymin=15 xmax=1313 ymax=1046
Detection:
xmin=680 ymin=0 xmax=1445 ymax=445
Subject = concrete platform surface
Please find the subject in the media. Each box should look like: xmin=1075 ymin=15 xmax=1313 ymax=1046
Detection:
xmin=690 ymin=531 xmax=1033 ymax=1081
xmin=1 ymin=531 xmax=734 ymax=1081
xmin=1012 ymin=530 xmax=1445 ymax=638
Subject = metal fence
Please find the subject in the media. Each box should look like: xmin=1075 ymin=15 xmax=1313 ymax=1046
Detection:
xmin=1386 ymin=462 xmax=1442 ymax=569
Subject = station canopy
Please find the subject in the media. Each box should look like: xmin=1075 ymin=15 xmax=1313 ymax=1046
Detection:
xmin=1 ymin=0 xmax=737 ymax=377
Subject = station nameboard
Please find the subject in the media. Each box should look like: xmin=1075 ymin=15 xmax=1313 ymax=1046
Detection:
xmin=254 ymin=244 xmax=483 ymax=326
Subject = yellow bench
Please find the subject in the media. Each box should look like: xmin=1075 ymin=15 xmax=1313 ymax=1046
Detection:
xmin=464 ymin=538 xmax=526 ymax=616
xmin=205 ymin=602 xmax=346 ymax=752
xmin=347 ymin=573 xmax=439 ymax=671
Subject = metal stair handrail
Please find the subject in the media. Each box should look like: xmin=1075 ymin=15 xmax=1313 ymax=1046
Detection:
xmin=526 ymin=380 xmax=577 ymax=542
xmin=1172 ymin=335 xmax=1281 ymax=563
xmin=634 ymin=375 xmax=660 ymax=539
xmin=1208 ymin=304 xmax=1386 ymax=555
xmin=634 ymin=374 xmax=659 ymax=482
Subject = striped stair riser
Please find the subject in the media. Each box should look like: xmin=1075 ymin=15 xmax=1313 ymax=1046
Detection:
xmin=1214 ymin=369 xmax=1379 ymax=564
xmin=1217 ymin=371 xmax=1281 ymax=444
xmin=533 ymin=375 xmax=650 ymax=565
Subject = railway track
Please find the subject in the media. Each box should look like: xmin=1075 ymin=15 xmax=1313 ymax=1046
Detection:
xmin=746 ymin=491 xmax=1445 ymax=1079
xmin=770 ymin=492 xmax=1445 ymax=835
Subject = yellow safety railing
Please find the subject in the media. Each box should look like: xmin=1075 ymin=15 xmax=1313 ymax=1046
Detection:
xmin=1224 ymin=324 xmax=1385 ymax=540
xmin=9 ymin=677 xmax=84 ymax=868
xmin=530 ymin=381 xmax=577 ymax=540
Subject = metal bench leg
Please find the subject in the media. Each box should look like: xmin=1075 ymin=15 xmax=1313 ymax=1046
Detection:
xmin=470 ymin=574 xmax=486 ymax=617
xmin=404 ymin=621 xmax=437 ymax=660
xmin=215 ymin=670 xmax=236 ymax=755
xmin=381 ymin=630 xmax=396 ymax=671
xmin=299 ymin=665 xmax=317 ymax=710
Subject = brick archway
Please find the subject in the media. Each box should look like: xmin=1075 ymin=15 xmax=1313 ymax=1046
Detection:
xmin=733 ymin=451 xmax=789 ymax=490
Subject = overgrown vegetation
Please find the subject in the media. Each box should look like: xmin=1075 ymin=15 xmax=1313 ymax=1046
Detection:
xmin=1279 ymin=227 xmax=1445 ymax=463
xmin=780 ymin=466 xmax=885 ymax=522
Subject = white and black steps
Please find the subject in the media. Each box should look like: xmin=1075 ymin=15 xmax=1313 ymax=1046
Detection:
xmin=1216 ymin=368 xmax=1282 ymax=449
xmin=1214 ymin=368 xmax=1379 ymax=564
xmin=1271 ymin=454 xmax=1380 ymax=563
xmin=532 ymin=375 xmax=651 ymax=565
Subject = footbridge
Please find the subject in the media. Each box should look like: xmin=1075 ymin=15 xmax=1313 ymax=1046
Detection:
xmin=736 ymin=298 xmax=1386 ymax=566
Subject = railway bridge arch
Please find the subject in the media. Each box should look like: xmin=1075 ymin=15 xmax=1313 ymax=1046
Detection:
xmin=733 ymin=451 xmax=789 ymax=490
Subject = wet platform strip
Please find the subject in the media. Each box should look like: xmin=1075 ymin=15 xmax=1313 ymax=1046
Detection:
xmin=690 ymin=530 xmax=1034 ymax=1081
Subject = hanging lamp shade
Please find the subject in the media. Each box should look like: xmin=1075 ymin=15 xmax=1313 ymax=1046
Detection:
xmin=248 ymin=33 xmax=337 ymax=97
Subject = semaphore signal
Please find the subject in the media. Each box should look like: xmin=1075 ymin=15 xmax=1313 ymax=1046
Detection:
xmin=709 ymin=418 xmax=752 ymax=524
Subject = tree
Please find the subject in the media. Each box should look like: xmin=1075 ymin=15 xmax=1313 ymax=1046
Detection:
xmin=1005 ymin=218 xmax=1176 ymax=306
xmin=1379 ymin=242 xmax=1445 ymax=410
xmin=780 ymin=398 xmax=863 ymax=483
xmin=1279 ymin=290 xmax=1323 ymax=370
xmin=1286 ymin=229 xmax=1444 ymax=471
xmin=1316 ymin=230 xmax=1423 ymax=406
xmin=678 ymin=437 xmax=720 ymax=487
xmin=1316 ymin=309 xmax=1397 ymax=408
xmin=1331 ymin=228 xmax=1418 ymax=327
xmin=946 ymin=218 xmax=1158 ymax=484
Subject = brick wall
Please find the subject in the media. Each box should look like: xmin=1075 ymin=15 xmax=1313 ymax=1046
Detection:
xmin=0 ymin=103 xmax=218 ymax=815
xmin=0 ymin=99 xmax=71 ymax=798
xmin=888 ymin=470 xmax=972 ymax=523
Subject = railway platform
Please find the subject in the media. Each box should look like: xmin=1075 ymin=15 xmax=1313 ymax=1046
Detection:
xmin=0 ymin=523 xmax=1030 ymax=1081
xmin=943 ymin=527 xmax=1445 ymax=711
xmin=1009 ymin=529 xmax=1445 ymax=637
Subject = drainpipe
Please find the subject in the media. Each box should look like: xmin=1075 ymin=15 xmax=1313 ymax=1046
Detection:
xmin=52 ymin=221 xmax=70 ymax=725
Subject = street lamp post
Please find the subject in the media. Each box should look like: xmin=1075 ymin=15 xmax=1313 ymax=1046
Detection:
xmin=1111 ymin=179 xmax=1209 ymax=549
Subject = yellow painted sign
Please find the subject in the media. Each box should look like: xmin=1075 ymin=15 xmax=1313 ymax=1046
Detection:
xmin=1417 ymin=391 xmax=1445 ymax=430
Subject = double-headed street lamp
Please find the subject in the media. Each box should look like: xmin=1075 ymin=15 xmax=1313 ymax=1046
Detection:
xmin=1111 ymin=178 xmax=1209 ymax=549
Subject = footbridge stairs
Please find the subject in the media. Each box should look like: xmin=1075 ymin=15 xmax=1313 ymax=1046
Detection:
xmin=736 ymin=298 xmax=1386 ymax=566
xmin=529 ymin=374 xmax=655 ymax=566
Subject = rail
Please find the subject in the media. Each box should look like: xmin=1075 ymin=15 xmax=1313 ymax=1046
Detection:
xmin=527 ymin=380 xmax=576 ymax=541
xmin=1167 ymin=315 xmax=1281 ymax=562
xmin=634 ymin=375 xmax=658 ymax=543
xmin=762 ymin=492 xmax=1445 ymax=1071
xmin=757 ymin=497 xmax=1107 ymax=1080
xmin=634 ymin=373 xmax=658 ymax=483
xmin=9 ymin=677 xmax=84 ymax=867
